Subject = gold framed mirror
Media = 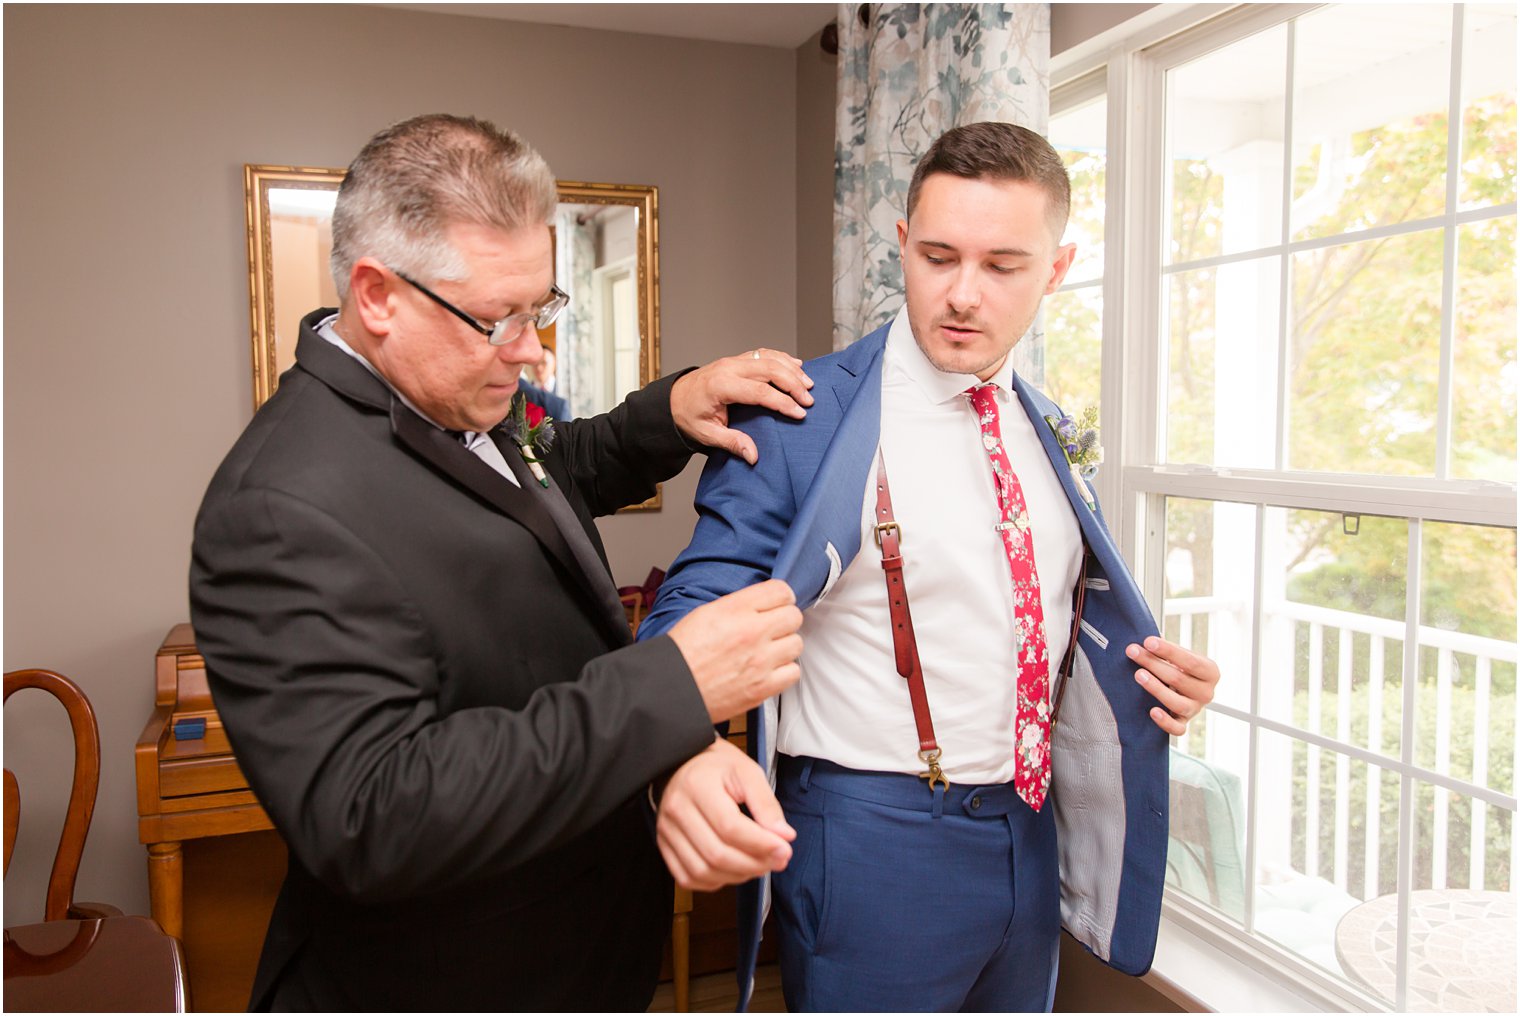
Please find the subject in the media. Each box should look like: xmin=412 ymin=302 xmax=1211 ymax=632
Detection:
xmin=244 ymin=165 xmax=662 ymax=510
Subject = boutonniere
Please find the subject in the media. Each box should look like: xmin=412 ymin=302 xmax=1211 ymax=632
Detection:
xmin=1046 ymin=406 xmax=1102 ymax=510
xmin=503 ymin=392 xmax=556 ymax=487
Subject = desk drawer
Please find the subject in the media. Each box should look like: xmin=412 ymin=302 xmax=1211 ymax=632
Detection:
xmin=160 ymin=755 xmax=251 ymax=798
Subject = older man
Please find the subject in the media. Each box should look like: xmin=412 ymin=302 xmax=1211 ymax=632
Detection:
xmin=190 ymin=114 xmax=808 ymax=1011
xmin=643 ymin=123 xmax=1220 ymax=1011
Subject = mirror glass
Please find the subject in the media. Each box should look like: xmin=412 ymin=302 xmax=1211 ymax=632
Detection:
xmin=245 ymin=167 xmax=662 ymax=508
xmin=551 ymin=201 xmax=646 ymax=418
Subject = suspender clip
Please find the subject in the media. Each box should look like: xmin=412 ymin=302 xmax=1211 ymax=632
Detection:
xmin=917 ymin=748 xmax=949 ymax=792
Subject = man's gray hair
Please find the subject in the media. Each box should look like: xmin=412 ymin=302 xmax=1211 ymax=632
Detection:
xmin=330 ymin=114 xmax=557 ymax=300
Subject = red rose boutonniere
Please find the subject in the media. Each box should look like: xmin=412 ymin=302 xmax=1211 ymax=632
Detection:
xmin=503 ymin=392 xmax=556 ymax=487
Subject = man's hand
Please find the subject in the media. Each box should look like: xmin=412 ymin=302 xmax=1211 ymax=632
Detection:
xmin=1126 ymin=636 xmax=1220 ymax=736
xmin=668 ymin=579 xmax=803 ymax=722
xmin=656 ymin=737 xmax=795 ymax=891
xmin=670 ymin=348 xmax=814 ymax=465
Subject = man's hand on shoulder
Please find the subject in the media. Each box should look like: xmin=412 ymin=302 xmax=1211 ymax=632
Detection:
xmin=1126 ymin=636 xmax=1220 ymax=736
xmin=670 ymin=348 xmax=814 ymax=465
xmin=668 ymin=579 xmax=803 ymax=722
xmin=656 ymin=736 xmax=795 ymax=891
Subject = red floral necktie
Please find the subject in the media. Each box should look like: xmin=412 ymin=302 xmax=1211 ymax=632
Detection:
xmin=966 ymin=383 xmax=1051 ymax=811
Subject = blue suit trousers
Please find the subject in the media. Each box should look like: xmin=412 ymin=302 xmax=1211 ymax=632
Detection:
xmin=773 ymin=755 xmax=1062 ymax=1012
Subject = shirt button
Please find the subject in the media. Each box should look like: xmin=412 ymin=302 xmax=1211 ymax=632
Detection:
xmin=970 ymin=796 xmax=982 ymax=810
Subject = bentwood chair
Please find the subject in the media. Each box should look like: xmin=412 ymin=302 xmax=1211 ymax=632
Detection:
xmin=4 ymin=668 xmax=190 ymax=1011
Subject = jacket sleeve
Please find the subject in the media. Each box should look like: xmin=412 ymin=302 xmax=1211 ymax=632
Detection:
xmin=639 ymin=405 xmax=798 ymax=640
xmin=548 ymin=370 xmax=696 ymax=517
xmin=189 ymin=484 xmax=714 ymax=905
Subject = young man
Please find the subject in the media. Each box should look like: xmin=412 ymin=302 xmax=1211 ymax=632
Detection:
xmin=644 ymin=122 xmax=1219 ymax=1011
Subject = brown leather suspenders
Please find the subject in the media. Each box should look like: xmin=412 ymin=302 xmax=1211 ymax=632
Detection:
xmin=873 ymin=451 xmax=947 ymax=790
xmin=872 ymin=449 xmax=1089 ymax=791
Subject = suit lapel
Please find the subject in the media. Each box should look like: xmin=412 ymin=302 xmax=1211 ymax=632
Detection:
xmin=1010 ymin=373 xmax=1131 ymax=572
xmin=389 ymin=404 xmax=617 ymax=620
xmin=772 ymin=327 xmax=889 ymax=608
xmin=491 ymin=429 xmax=634 ymax=646
xmin=293 ymin=315 xmax=630 ymax=646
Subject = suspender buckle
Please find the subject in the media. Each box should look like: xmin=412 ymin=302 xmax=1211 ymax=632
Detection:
xmin=873 ymin=521 xmax=901 ymax=547
xmin=917 ymin=748 xmax=949 ymax=792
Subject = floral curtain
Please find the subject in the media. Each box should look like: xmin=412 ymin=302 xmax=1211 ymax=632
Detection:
xmin=553 ymin=207 xmax=598 ymax=418
xmin=833 ymin=2 xmax=1051 ymax=373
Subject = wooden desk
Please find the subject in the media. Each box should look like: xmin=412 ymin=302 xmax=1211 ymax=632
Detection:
xmin=134 ymin=626 xmax=283 ymax=1012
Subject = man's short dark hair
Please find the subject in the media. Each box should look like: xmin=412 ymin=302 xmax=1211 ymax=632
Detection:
xmin=906 ymin=122 xmax=1071 ymax=239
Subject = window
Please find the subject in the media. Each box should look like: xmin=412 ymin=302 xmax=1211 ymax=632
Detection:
xmin=1050 ymin=4 xmax=1516 ymax=1010
xmin=1048 ymin=71 xmax=1109 ymax=419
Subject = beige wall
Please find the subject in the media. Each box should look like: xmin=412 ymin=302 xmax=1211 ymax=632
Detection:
xmin=1052 ymin=2 xmax=1160 ymax=55
xmin=794 ymin=27 xmax=838 ymax=363
xmin=3 ymin=3 xmax=795 ymax=924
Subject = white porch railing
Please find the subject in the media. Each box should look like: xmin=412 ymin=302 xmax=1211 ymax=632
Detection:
xmin=1163 ymin=595 xmax=1517 ymax=900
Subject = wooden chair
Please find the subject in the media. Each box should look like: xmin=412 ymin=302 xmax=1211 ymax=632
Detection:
xmin=5 ymin=668 xmax=190 ymax=1011
xmin=4 ymin=669 xmax=119 ymax=921
xmin=621 ymin=591 xmax=647 ymax=633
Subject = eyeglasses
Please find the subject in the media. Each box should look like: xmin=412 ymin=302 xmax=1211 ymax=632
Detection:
xmin=394 ymin=270 xmax=569 ymax=346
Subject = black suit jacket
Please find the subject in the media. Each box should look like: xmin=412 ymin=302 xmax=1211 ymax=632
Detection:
xmin=190 ymin=310 xmax=714 ymax=1010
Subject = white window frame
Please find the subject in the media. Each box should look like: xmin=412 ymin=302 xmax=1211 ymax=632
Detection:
xmin=1053 ymin=4 xmax=1519 ymax=1011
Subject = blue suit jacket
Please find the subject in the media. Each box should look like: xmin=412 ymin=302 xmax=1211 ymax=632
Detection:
xmin=642 ymin=324 xmax=1169 ymax=1006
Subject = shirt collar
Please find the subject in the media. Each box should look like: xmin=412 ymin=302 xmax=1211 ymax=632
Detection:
xmin=886 ymin=305 xmax=1017 ymax=406
xmin=317 ymin=314 xmax=479 ymax=440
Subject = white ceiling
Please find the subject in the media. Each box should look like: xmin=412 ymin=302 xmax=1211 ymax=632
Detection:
xmin=376 ymin=3 xmax=837 ymax=49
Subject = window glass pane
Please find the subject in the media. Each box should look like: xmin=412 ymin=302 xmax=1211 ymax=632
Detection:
xmin=1461 ymin=4 xmax=1518 ymax=210
xmin=1162 ymin=497 xmax=1257 ymax=717
xmin=1164 ymin=258 xmax=1281 ymax=467
xmin=1043 ymin=287 xmax=1101 ymax=417
xmin=1166 ymin=26 xmax=1287 ymax=263
xmin=1051 ymin=95 xmax=1107 ymax=285
xmin=1452 ymin=217 xmax=1518 ymax=483
xmin=1418 ymin=522 xmax=1516 ymax=797
xmin=1168 ymin=710 xmax=1252 ymax=923
xmin=1287 ymin=230 xmax=1442 ymax=475
xmin=1290 ymin=5 xmax=1452 ymax=242
xmin=1255 ymin=729 xmax=1385 ymax=995
xmin=1260 ymin=507 xmax=1408 ymax=758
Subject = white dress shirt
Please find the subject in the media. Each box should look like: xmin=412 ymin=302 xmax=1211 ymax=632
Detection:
xmin=318 ymin=314 xmax=520 ymax=487
xmin=776 ymin=308 xmax=1084 ymax=784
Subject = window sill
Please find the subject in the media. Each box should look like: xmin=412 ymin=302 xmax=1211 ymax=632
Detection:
xmin=1143 ymin=900 xmax=1380 ymax=1013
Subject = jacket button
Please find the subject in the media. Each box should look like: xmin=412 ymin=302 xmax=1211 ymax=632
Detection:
xmin=970 ymin=796 xmax=982 ymax=810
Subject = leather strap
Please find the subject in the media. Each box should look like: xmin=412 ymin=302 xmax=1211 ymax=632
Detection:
xmin=873 ymin=450 xmax=937 ymax=757
xmin=872 ymin=449 xmax=1092 ymax=783
xmin=1051 ymin=551 xmax=1089 ymax=727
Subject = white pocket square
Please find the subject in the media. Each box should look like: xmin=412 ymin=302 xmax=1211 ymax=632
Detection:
xmin=819 ymin=541 xmax=843 ymax=600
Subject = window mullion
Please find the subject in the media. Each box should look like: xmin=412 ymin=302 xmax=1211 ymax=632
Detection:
xmin=1120 ymin=40 xmax=1168 ymax=605
xmin=1275 ymin=18 xmax=1297 ymax=473
xmin=1243 ymin=503 xmax=1266 ymax=935
xmin=1395 ymin=520 xmax=1423 ymax=1011
xmin=1436 ymin=5 xmax=1467 ymax=481
xmin=1095 ymin=49 xmax=1130 ymax=535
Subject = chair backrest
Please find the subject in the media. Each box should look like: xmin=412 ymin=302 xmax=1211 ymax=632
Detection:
xmin=3 ymin=669 xmax=102 ymax=921
xmin=1166 ymin=747 xmax=1247 ymax=921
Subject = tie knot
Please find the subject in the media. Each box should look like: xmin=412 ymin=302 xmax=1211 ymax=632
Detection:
xmin=965 ymin=382 xmax=999 ymax=412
